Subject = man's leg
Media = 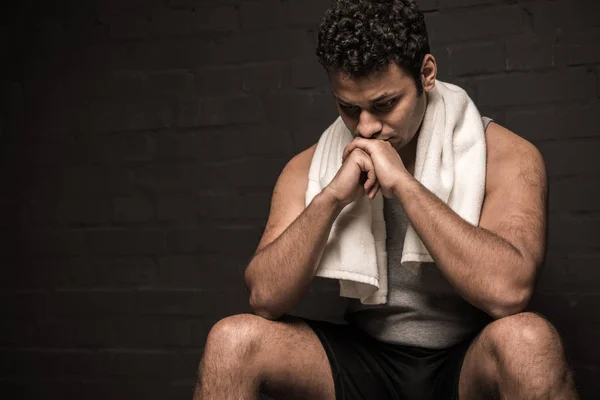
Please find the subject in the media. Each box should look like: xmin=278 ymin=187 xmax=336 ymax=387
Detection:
xmin=194 ymin=313 xmax=336 ymax=400
xmin=458 ymin=312 xmax=578 ymax=400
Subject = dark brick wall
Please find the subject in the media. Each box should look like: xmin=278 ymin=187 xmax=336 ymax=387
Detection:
xmin=1 ymin=0 xmax=598 ymax=398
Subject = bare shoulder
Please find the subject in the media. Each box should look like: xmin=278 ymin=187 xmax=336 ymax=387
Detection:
xmin=254 ymin=143 xmax=317 ymax=253
xmin=484 ymin=121 xmax=547 ymax=196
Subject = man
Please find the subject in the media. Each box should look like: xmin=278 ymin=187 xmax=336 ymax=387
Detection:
xmin=194 ymin=0 xmax=579 ymax=399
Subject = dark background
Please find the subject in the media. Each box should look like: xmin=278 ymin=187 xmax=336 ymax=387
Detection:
xmin=1 ymin=0 xmax=599 ymax=398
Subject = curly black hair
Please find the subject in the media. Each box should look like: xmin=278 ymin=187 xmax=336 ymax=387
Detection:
xmin=316 ymin=0 xmax=430 ymax=94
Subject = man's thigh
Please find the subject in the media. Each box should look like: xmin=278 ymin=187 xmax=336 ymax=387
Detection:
xmin=247 ymin=314 xmax=336 ymax=400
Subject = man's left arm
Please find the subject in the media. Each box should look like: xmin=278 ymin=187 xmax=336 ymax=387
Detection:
xmin=394 ymin=123 xmax=548 ymax=319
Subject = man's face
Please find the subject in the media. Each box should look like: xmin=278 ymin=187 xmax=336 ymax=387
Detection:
xmin=329 ymin=62 xmax=427 ymax=152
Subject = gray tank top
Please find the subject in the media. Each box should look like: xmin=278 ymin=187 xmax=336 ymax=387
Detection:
xmin=344 ymin=117 xmax=494 ymax=349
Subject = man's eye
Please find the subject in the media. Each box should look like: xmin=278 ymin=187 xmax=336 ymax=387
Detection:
xmin=340 ymin=104 xmax=360 ymax=115
xmin=375 ymin=99 xmax=397 ymax=110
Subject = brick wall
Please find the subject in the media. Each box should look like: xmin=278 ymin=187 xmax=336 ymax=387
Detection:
xmin=1 ymin=0 xmax=598 ymax=398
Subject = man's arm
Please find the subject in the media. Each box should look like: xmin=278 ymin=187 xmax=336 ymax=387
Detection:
xmin=393 ymin=123 xmax=547 ymax=319
xmin=244 ymin=145 xmax=344 ymax=320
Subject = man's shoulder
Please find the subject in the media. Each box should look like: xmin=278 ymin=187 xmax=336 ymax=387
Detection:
xmin=484 ymin=122 xmax=546 ymax=194
xmin=283 ymin=143 xmax=318 ymax=180
xmin=271 ymin=143 xmax=318 ymax=200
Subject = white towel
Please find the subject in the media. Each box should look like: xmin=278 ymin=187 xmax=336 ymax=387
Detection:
xmin=305 ymin=80 xmax=487 ymax=304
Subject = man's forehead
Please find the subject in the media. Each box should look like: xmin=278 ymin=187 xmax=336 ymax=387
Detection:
xmin=329 ymin=63 xmax=412 ymax=103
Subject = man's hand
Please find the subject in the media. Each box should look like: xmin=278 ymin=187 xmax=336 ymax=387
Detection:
xmin=342 ymin=138 xmax=409 ymax=199
xmin=325 ymin=147 xmax=379 ymax=207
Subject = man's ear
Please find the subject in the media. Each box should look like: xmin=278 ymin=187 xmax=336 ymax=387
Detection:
xmin=420 ymin=54 xmax=437 ymax=92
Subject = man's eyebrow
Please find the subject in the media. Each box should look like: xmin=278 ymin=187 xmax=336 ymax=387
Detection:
xmin=332 ymin=91 xmax=400 ymax=106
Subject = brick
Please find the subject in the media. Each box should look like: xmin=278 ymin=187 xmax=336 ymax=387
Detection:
xmin=109 ymin=132 xmax=157 ymax=162
xmin=87 ymin=98 xmax=174 ymax=133
xmin=476 ymin=69 xmax=595 ymax=107
xmin=157 ymin=129 xmax=246 ymax=161
xmin=23 ymin=197 xmax=60 ymax=227
xmin=18 ymin=256 xmax=156 ymax=289
xmin=208 ymin=30 xmax=313 ymax=64
xmin=547 ymin=214 xmax=600 ymax=250
xmin=197 ymin=191 xmax=242 ymax=220
xmin=523 ymin=0 xmax=600 ymax=34
xmin=205 ymin=157 xmax=287 ymax=189
xmin=156 ymin=254 xmax=247 ymax=289
xmin=291 ymin=58 xmax=328 ymax=89
xmin=166 ymin=227 xmax=212 ymax=254
xmin=561 ymin=254 xmax=600 ymax=294
xmin=179 ymin=96 xmax=265 ymax=127
xmin=94 ymin=257 xmax=157 ymax=287
xmin=27 ymin=290 xmax=138 ymax=316
xmin=284 ymin=0 xmax=330 ymax=26
xmin=8 ymin=348 xmax=191 ymax=380
xmin=57 ymin=197 xmax=112 ymax=225
xmin=169 ymin=0 xmax=240 ymax=7
xmin=120 ymin=37 xmax=212 ymax=71
xmin=148 ymin=69 xmax=196 ymax=102
xmin=20 ymin=229 xmax=85 ymax=255
xmin=570 ymin=365 xmax=600 ymax=400
xmin=534 ymin=253 xmax=570 ymax=294
xmin=191 ymin=316 xmax=222 ymax=345
xmin=239 ymin=0 xmax=286 ymax=30
xmin=135 ymin=162 xmax=203 ymax=193
xmin=166 ymin=225 xmax=262 ymax=255
xmin=242 ymin=62 xmax=287 ymax=93
xmin=549 ymin=175 xmax=600 ymax=213
xmin=156 ymin=195 xmax=198 ymax=223
xmin=136 ymin=289 xmax=251 ymax=316
xmin=506 ymin=101 xmax=600 ymax=141
xmin=536 ymin=138 xmax=600 ymax=178
xmin=0 ymin=197 xmax=25 ymax=228
xmin=243 ymin=125 xmax=295 ymax=156
xmin=506 ymin=37 xmax=555 ymax=71
xmin=196 ymin=67 xmax=243 ymax=97
xmin=150 ymin=7 xmax=238 ymax=36
xmin=113 ymin=197 xmax=154 ymax=223
xmin=437 ymin=0 xmax=501 ymax=8
xmin=432 ymin=47 xmax=451 ymax=81
xmin=85 ymin=229 xmax=166 ymax=255
xmin=449 ymin=42 xmax=505 ymax=76
xmin=529 ymin=294 xmax=600 ymax=327
xmin=564 ymin=31 xmax=600 ymax=65
xmin=264 ymin=91 xmax=337 ymax=129
xmin=1 ymin=380 xmax=192 ymax=400
xmin=107 ymin=14 xmax=151 ymax=40
xmin=415 ymin=0 xmax=437 ymax=12
xmin=242 ymin=192 xmax=272 ymax=220
xmin=63 ymin=166 xmax=136 ymax=196
xmin=425 ymin=5 xmax=526 ymax=45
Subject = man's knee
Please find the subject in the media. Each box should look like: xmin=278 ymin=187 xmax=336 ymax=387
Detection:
xmin=489 ymin=312 xmax=561 ymax=354
xmin=204 ymin=313 xmax=267 ymax=362
xmin=485 ymin=312 xmax=566 ymax=381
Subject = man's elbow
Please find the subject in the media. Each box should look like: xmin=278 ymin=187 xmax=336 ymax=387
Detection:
xmin=487 ymin=286 xmax=533 ymax=320
xmin=248 ymin=290 xmax=285 ymax=321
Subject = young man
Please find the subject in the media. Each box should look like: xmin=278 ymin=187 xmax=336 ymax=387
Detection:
xmin=195 ymin=1 xmax=579 ymax=399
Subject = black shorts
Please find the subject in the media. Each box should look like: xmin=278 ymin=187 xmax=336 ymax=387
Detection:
xmin=302 ymin=318 xmax=479 ymax=400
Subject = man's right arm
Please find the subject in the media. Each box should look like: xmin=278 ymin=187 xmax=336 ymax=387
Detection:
xmin=244 ymin=145 xmax=344 ymax=320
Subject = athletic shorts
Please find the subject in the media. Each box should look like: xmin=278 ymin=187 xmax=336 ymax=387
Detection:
xmin=302 ymin=318 xmax=479 ymax=400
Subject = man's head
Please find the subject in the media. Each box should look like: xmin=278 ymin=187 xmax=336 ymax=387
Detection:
xmin=317 ymin=0 xmax=436 ymax=152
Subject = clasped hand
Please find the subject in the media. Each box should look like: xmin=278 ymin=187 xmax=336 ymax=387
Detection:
xmin=326 ymin=137 xmax=409 ymax=206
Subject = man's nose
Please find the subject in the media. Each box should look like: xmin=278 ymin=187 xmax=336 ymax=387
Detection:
xmin=356 ymin=110 xmax=382 ymax=139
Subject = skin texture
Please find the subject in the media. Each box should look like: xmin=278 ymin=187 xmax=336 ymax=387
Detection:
xmin=194 ymin=57 xmax=579 ymax=399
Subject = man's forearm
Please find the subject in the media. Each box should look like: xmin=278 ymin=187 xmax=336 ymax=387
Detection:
xmin=245 ymin=190 xmax=343 ymax=320
xmin=393 ymin=174 xmax=532 ymax=319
